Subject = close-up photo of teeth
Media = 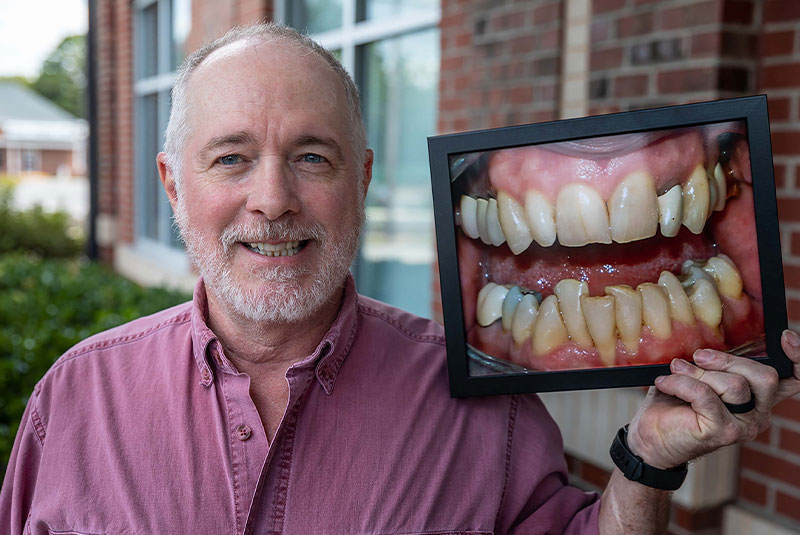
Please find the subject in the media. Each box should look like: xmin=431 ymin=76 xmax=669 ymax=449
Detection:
xmin=452 ymin=121 xmax=765 ymax=373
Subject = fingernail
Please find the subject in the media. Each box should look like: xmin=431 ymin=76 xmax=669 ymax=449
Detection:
xmin=693 ymin=349 xmax=714 ymax=364
xmin=784 ymin=329 xmax=800 ymax=348
xmin=655 ymin=375 xmax=665 ymax=384
xmin=671 ymin=358 xmax=691 ymax=372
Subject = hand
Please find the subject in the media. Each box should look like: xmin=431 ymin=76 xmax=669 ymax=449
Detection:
xmin=625 ymin=329 xmax=800 ymax=470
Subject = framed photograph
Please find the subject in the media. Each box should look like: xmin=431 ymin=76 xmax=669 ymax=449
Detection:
xmin=428 ymin=95 xmax=791 ymax=397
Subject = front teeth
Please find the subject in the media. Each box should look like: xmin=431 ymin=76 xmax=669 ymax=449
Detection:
xmin=458 ymin=159 xmax=728 ymax=252
xmin=609 ymin=171 xmax=658 ymax=243
xmin=474 ymin=254 xmax=742 ymax=364
xmin=247 ymin=240 xmax=302 ymax=257
xmin=555 ymin=183 xmax=612 ymax=247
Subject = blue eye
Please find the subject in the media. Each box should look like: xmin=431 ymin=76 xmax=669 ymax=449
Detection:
xmin=302 ymin=153 xmax=325 ymax=164
xmin=219 ymin=154 xmax=241 ymax=165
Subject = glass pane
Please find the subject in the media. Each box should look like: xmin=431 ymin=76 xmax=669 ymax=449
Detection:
xmin=290 ymin=0 xmax=342 ymax=34
xmin=139 ymin=93 xmax=161 ymax=241
xmin=355 ymin=28 xmax=439 ymax=318
xmin=358 ymin=0 xmax=437 ymax=22
xmin=140 ymin=3 xmax=159 ymax=79
xmin=172 ymin=0 xmax=192 ymax=68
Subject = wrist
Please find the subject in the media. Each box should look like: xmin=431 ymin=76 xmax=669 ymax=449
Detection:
xmin=610 ymin=425 xmax=688 ymax=491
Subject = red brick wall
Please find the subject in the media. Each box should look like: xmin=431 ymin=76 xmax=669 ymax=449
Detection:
xmin=437 ymin=0 xmax=800 ymax=531
xmin=438 ymin=0 xmax=563 ymax=135
xmin=738 ymin=1 xmax=800 ymax=527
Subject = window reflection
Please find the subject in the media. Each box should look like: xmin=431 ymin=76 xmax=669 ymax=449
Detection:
xmin=355 ymin=28 xmax=439 ymax=317
xmin=290 ymin=0 xmax=343 ymax=34
xmin=357 ymin=0 xmax=437 ymax=21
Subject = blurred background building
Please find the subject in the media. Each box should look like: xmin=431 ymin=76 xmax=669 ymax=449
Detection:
xmin=87 ymin=0 xmax=800 ymax=533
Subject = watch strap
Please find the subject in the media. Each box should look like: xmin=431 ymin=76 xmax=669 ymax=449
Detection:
xmin=609 ymin=425 xmax=688 ymax=491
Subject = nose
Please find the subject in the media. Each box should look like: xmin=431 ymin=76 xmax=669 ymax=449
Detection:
xmin=244 ymin=157 xmax=301 ymax=219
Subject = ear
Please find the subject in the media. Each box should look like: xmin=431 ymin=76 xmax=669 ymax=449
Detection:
xmin=157 ymin=152 xmax=178 ymax=211
xmin=361 ymin=149 xmax=374 ymax=201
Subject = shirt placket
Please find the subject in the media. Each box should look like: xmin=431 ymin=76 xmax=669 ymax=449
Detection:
xmin=242 ymin=360 xmax=319 ymax=535
xmin=211 ymin=343 xmax=270 ymax=535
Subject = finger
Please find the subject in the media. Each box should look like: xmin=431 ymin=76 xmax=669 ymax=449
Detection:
xmin=781 ymin=329 xmax=800 ymax=365
xmin=669 ymin=358 xmax=753 ymax=405
xmin=654 ymin=373 xmax=730 ymax=426
xmin=775 ymin=330 xmax=800 ymax=403
xmin=692 ymin=349 xmax=779 ymax=412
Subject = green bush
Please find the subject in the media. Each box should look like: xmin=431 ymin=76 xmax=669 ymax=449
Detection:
xmin=0 ymin=184 xmax=84 ymax=258
xmin=0 ymin=254 xmax=190 ymax=475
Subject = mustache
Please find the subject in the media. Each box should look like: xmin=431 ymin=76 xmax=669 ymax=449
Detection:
xmin=219 ymin=219 xmax=327 ymax=248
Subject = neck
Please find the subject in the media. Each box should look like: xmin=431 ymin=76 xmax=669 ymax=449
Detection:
xmin=205 ymin=285 xmax=344 ymax=373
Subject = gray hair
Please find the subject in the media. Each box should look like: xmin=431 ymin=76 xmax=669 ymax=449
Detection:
xmin=164 ymin=22 xmax=367 ymax=188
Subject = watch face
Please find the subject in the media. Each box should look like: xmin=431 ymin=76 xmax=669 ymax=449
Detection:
xmin=429 ymin=96 xmax=789 ymax=396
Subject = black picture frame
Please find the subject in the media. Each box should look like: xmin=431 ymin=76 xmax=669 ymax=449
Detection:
xmin=428 ymin=95 xmax=791 ymax=397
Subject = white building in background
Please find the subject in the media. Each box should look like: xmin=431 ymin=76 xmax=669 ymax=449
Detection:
xmin=0 ymin=81 xmax=87 ymax=178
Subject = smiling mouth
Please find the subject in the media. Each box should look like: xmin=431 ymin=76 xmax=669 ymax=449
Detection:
xmin=243 ymin=240 xmax=308 ymax=257
xmin=453 ymin=122 xmax=765 ymax=372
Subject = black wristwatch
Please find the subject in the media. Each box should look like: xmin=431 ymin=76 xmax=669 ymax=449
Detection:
xmin=609 ymin=425 xmax=688 ymax=491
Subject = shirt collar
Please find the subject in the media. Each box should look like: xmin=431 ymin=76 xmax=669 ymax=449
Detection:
xmin=189 ymin=274 xmax=360 ymax=394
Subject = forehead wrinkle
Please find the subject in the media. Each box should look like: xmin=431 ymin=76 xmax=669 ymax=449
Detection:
xmin=198 ymin=130 xmax=261 ymax=159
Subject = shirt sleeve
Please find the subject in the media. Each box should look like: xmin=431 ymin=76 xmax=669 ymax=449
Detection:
xmin=0 ymin=392 xmax=45 ymax=534
xmin=498 ymin=394 xmax=601 ymax=535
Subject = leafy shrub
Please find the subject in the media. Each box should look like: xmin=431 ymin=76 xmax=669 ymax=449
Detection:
xmin=0 ymin=185 xmax=84 ymax=258
xmin=0 ymin=254 xmax=190 ymax=475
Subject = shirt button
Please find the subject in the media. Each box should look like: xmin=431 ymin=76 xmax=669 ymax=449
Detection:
xmin=236 ymin=424 xmax=252 ymax=441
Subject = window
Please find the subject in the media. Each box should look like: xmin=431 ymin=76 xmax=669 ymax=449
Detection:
xmin=133 ymin=0 xmax=191 ymax=249
xmin=21 ymin=149 xmax=40 ymax=172
xmin=281 ymin=0 xmax=440 ymax=318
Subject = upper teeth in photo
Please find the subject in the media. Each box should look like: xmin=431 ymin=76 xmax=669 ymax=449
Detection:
xmin=452 ymin=122 xmax=765 ymax=372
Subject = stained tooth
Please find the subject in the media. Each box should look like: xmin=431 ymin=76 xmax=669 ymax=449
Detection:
xmin=532 ymin=295 xmax=569 ymax=355
xmin=609 ymin=171 xmax=658 ymax=244
xmin=657 ymin=271 xmax=695 ymax=325
xmin=657 ymin=185 xmax=683 ymax=238
xmin=511 ymin=293 xmax=539 ymax=345
xmin=682 ymin=164 xmax=711 ymax=234
xmin=681 ymin=260 xmax=714 ymax=290
xmin=638 ymin=283 xmax=672 ymax=339
xmin=553 ymin=279 xmax=593 ymax=347
xmin=476 ymin=198 xmax=492 ymax=245
xmin=525 ymin=189 xmax=557 ymax=247
xmin=581 ymin=296 xmax=617 ymax=366
xmin=486 ymin=198 xmax=506 ymax=246
xmin=460 ymin=195 xmax=480 ymax=239
xmin=712 ymin=163 xmax=727 ymax=211
xmin=497 ymin=191 xmax=533 ymax=254
xmin=501 ymin=286 xmax=524 ymax=331
xmin=702 ymin=254 xmax=743 ymax=299
xmin=687 ymin=278 xmax=723 ymax=330
xmin=477 ymin=283 xmax=509 ymax=327
xmin=605 ymin=285 xmax=642 ymax=353
xmin=556 ymin=183 xmax=612 ymax=246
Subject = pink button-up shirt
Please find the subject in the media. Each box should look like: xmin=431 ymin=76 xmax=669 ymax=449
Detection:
xmin=1 ymin=276 xmax=600 ymax=534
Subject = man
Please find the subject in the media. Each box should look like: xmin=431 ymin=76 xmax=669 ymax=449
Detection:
xmin=1 ymin=22 xmax=799 ymax=534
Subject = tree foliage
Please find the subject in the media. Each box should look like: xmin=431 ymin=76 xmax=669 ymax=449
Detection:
xmin=31 ymin=35 xmax=86 ymax=118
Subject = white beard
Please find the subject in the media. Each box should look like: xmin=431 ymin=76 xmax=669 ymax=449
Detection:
xmin=173 ymin=195 xmax=363 ymax=324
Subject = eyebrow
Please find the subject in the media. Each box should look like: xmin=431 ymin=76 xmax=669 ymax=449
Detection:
xmin=198 ymin=131 xmax=260 ymax=160
xmin=294 ymin=135 xmax=345 ymax=162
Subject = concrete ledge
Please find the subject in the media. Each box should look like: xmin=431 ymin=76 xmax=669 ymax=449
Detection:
xmin=723 ymin=504 xmax=799 ymax=535
xmin=114 ymin=241 xmax=197 ymax=293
